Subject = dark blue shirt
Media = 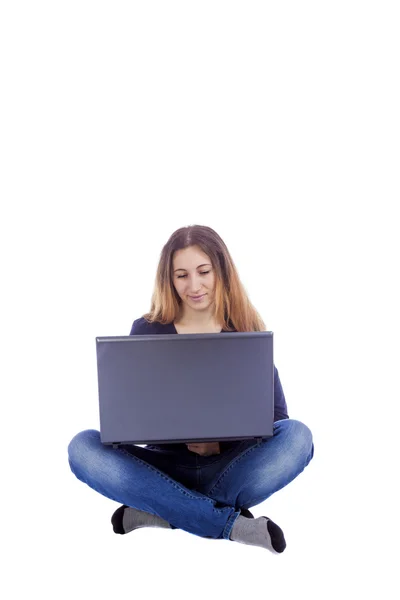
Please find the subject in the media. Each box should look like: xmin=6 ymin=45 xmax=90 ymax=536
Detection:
xmin=130 ymin=317 xmax=289 ymax=432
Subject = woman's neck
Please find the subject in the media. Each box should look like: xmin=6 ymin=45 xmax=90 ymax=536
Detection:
xmin=174 ymin=311 xmax=222 ymax=333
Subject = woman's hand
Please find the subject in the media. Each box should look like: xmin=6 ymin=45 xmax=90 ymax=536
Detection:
xmin=186 ymin=442 xmax=221 ymax=456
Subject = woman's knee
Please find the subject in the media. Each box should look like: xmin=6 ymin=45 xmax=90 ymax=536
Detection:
xmin=67 ymin=429 xmax=101 ymax=465
xmin=277 ymin=418 xmax=314 ymax=459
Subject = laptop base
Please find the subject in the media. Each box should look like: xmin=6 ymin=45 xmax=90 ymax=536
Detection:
xmin=110 ymin=436 xmax=266 ymax=449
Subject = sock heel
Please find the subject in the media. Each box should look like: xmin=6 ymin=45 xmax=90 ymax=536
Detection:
xmin=111 ymin=505 xmax=128 ymax=534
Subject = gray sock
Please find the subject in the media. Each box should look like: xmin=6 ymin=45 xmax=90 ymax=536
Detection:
xmin=111 ymin=504 xmax=171 ymax=534
xmin=230 ymin=515 xmax=286 ymax=553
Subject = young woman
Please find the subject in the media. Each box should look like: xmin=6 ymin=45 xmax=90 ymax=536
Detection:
xmin=68 ymin=224 xmax=314 ymax=553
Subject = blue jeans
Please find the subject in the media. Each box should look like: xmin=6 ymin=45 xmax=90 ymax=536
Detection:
xmin=68 ymin=418 xmax=314 ymax=540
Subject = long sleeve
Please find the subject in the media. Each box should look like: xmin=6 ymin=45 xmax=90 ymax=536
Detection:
xmin=273 ymin=365 xmax=289 ymax=422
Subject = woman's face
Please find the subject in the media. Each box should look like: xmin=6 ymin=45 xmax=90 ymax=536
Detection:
xmin=172 ymin=245 xmax=216 ymax=311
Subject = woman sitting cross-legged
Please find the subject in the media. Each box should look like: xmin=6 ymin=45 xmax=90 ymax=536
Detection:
xmin=68 ymin=224 xmax=314 ymax=554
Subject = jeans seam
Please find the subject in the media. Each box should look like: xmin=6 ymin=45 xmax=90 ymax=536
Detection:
xmin=223 ymin=509 xmax=241 ymax=540
xmin=124 ymin=445 xmax=199 ymax=469
xmin=208 ymin=442 xmax=261 ymax=497
xmin=116 ymin=446 xmax=223 ymax=509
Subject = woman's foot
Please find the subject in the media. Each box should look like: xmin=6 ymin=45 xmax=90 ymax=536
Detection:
xmin=230 ymin=514 xmax=286 ymax=553
xmin=111 ymin=505 xmax=171 ymax=534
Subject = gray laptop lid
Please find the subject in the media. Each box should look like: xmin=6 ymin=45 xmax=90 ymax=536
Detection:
xmin=96 ymin=331 xmax=274 ymax=446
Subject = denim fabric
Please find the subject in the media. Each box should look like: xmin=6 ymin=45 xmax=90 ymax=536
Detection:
xmin=68 ymin=418 xmax=314 ymax=540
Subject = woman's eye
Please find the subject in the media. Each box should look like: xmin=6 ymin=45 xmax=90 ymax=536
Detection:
xmin=177 ymin=271 xmax=210 ymax=279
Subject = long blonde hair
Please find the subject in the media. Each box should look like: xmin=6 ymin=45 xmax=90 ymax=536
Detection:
xmin=142 ymin=225 xmax=267 ymax=332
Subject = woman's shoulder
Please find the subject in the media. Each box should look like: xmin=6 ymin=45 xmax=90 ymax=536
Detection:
xmin=129 ymin=317 xmax=173 ymax=335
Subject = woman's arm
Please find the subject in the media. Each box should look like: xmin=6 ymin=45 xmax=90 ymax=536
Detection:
xmin=274 ymin=365 xmax=289 ymax=421
xmin=186 ymin=442 xmax=220 ymax=456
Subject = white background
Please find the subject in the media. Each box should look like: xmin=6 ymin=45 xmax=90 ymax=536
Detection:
xmin=1 ymin=1 xmax=399 ymax=599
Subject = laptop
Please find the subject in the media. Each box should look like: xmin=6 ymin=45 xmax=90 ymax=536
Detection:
xmin=95 ymin=331 xmax=274 ymax=447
